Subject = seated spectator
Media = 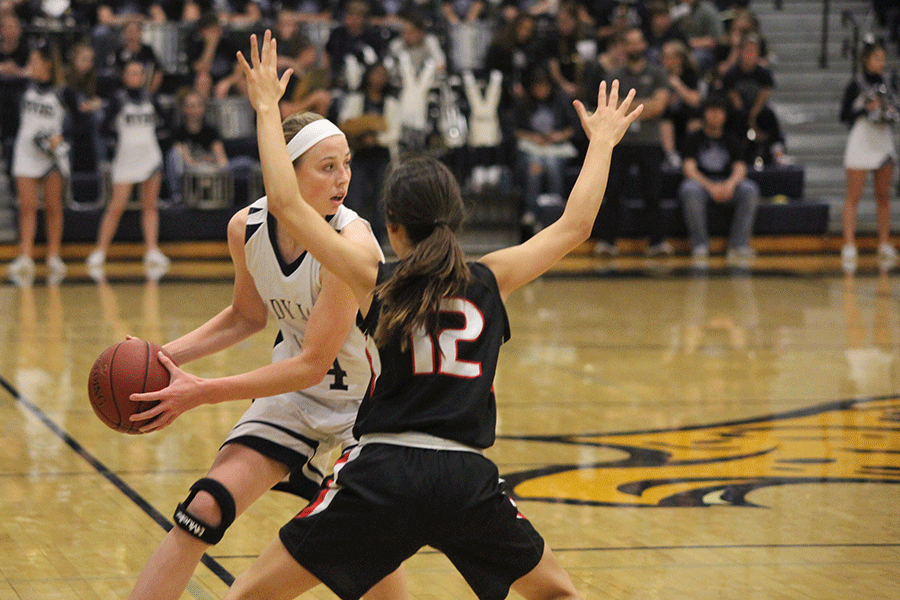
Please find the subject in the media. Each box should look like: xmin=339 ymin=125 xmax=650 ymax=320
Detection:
xmin=280 ymin=34 xmax=333 ymax=119
xmin=714 ymin=6 xmax=768 ymax=80
xmin=324 ymin=0 xmax=386 ymax=90
xmin=659 ymin=38 xmax=703 ymax=170
xmin=720 ymin=32 xmax=785 ymax=167
xmin=672 ymin=0 xmax=724 ymax=74
xmin=512 ymin=64 xmax=580 ymax=237
xmin=678 ymin=94 xmax=759 ymax=261
xmin=166 ymin=89 xmax=229 ymax=204
xmin=185 ymin=11 xmax=241 ymax=98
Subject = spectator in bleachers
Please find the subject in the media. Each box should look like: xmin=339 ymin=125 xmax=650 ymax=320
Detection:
xmin=720 ymin=32 xmax=784 ymax=167
xmin=581 ymin=29 xmax=627 ymax=111
xmin=324 ymin=0 xmax=386 ymax=90
xmin=86 ymin=59 xmax=169 ymax=278
xmin=114 ymin=19 xmax=164 ymax=93
xmin=441 ymin=0 xmax=487 ymax=24
xmin=644 ymin=0 xmax=688 ymax=65
xmin=186 ymin=11 xmax=241 ymax=98
xmin=6 ymin=41 xmax=72 ymax=285
xmin=166 ymin=88 xmax=228 ymax=204
xmin=386 ymin=9 xmax=446 ymax=81
xmin=671 ymin=0 xmax=723 ymax=74
xmin=592 ymin=26 xmax=673 ymax=257
xmin=96 ymin=1 xmax=160 ymax=29
xmin=339 ymin=60 xmax=400 ymax=242
xmin=513 ymin=63 xmax=580 ymax=237
xmin=65 ymin=41 xmax=106 ymax=175
xmin=484 ymin=11 xmax=540 ymax=103
xmin=0 ymin=10 xmax=30 ymax=173
xmin=280 ymin=33 xmax=333 ymax=119
xmin=839 ymin=38 xmax=898 ymax=267
xmin=659 ymin=38 xmax=703 ymax=170
xmin=677 ymin=93 xmax=759 ymax=262
xmin=544 ymin=1 xmax=590 ymax=101
xmin=714 ymin=6 xmax=767 ymax=80
xmin=216 ymin=0 xmax=264 ymax=27
xmin=588 ymin=0 xmax=650 ymax=54
xmin=274 ymin=0 xmax=333 ymax=24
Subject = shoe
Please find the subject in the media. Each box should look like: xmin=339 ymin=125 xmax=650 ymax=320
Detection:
xmin=592 ymin=240 xmax=619 ymax=257
xmin=46 ymin=255 xmax=67 ymax=284
xmin=7 ymin=255 xmax=35 ymax=285
xmin=726 ymin=246 xmax=756 ymax=265
xmin=86 ymin=249 xmax=106 ymax=269
xmin=143 ymin=247 xmax=170 ymax=270
xmin=646 ymin=241 xmax=674 ymax=257
xmin=691 ymin=245 xmax=709 ymax=259
xmin=877 ymin=242 xmax=898 ymax=262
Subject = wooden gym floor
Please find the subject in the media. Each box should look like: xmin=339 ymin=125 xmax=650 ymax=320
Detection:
xmin=1 ymin=238 xmax=899 ymax=599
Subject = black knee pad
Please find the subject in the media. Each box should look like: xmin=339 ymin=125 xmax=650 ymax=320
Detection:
xmin=173 ymin=478 xmax=236 ymax=545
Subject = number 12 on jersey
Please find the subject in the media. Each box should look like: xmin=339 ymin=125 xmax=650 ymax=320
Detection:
xmin=410 ymin=298 xmax=483 ymax=378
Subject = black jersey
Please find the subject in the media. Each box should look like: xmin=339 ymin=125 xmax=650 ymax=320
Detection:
xmin=354 ymin=261 xmax=511 ymax=449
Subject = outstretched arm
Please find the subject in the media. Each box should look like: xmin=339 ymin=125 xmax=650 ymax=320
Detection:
xmin=237 ymin=30 xmax=381 ymax=309
xmin=480 ymin=80 xmax=642 ymax=300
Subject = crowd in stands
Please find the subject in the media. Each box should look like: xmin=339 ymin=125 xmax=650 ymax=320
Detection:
xmin=1 ymin=0 xmax=792 ymax=269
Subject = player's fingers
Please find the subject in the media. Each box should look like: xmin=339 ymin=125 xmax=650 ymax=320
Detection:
xmin=261 ymin=29 xmax=272 ymax=65
xmin=249 ymin=33 xmax=259 ymax=67
xmin=236 ymin=51 xmax=250 ymax=77
xmin=608 ymin=79 xmax=619 ymax=109
xmin=596 ymin=80 xmax=607 ymax=111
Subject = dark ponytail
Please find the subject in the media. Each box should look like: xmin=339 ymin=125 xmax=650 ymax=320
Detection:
xmin=375 ymin=156 xmax=470 ymax=349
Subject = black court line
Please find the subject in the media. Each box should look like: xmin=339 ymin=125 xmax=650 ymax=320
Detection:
xmin=0 ymin=375 xmax=235 ymax=588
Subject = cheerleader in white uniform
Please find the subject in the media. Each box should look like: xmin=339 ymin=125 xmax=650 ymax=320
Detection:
xmin=6 ymin=43 xmax=72 ymax=285
xmin=840 ymin=38 xmax=899 ymax=266
xmin=86 ymin=59 xmax=169 ymax=275
xmin=123 ymin=113 xmax=407 ymax=600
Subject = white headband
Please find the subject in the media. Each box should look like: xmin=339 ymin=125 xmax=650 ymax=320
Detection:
xmin=286 ymin=119 xmax=346 ymax=161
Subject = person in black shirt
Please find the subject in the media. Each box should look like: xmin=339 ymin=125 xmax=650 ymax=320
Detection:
xmin=678 ymin=93 xmax=759 ymax=262
xmin=225 ymin=30 xmax=642 ymax=600
xmin=166 ymin=89 xmax=229 ymax=203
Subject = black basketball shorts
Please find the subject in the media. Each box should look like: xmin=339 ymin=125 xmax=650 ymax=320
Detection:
xmin=278 ymin=443 xmax=545 ymax=600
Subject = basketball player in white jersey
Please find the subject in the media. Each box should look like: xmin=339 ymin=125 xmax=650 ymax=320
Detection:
xmin=124 ymin=112 xmax=407 ymax=600
xmin=6 ymin=43 xmax=72 ymax=285
xmin=86 ymin=59 xmax=170 ymax=278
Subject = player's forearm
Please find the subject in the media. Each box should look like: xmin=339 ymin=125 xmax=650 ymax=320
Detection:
xmin=164 ymin=306 xmax=265 ymax=365
xmin=201 ymin=355 xmax=331 ymax=404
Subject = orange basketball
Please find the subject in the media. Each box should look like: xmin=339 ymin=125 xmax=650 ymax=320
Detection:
xmin=87 ymin=338 xmax=171 ymax=434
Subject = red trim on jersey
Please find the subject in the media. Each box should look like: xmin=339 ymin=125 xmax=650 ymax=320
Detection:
xmin=297 ymin=479 xmax=332 ymax=518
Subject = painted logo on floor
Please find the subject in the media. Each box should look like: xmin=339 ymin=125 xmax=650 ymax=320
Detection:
xmin=502 ymin=397 xmax=900 ymax=507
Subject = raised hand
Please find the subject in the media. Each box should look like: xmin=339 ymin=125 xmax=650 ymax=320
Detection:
xmin=236 ymin=29 xmax=292 ymax=114
xmin=573 ymin=80 xmax=643 ymax=146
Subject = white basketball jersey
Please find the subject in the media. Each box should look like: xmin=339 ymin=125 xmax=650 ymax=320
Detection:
xmin=243 ymin=197 xmax=383 ymax=434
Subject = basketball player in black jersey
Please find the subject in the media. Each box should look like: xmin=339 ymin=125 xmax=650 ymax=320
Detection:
xmin=222 ymin=31 xmax=642 ymax=600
